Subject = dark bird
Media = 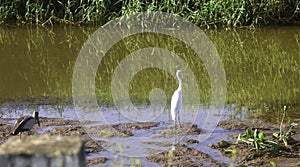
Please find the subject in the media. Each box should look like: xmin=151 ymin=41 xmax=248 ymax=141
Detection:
xmin=11 ymin=111 xmax=40 ymax=138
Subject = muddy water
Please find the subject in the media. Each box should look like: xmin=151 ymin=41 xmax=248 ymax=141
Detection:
xmin=1 ymin=103 xmax=239 ymax=166
xmin=0 ymin=25 xmax=300 ymax=166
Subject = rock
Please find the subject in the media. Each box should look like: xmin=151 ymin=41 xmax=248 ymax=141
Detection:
xmin=0 ymin=135 xmax=85 ymax=167
xmin=218 ymin=140 xmax=231 ymax=148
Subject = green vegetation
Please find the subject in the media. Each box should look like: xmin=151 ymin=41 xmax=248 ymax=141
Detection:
xmin=237 ymin=127 xmax=277 ymax=152
xmin=167 ymin=150 xmax=174 ymax=166
xmin=0 ymin=0 xmax=299 ymax=27
xmin=237 ymin=106 xmax=298 ymax=155
xmin=270 ymin=161 xmax=277 ymax=167
xmin=273 ymin=106 xmax=298 ymax=146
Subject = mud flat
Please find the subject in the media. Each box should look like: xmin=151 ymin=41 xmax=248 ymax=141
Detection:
xmin=0 ymin=116 xmax=299 ymax=166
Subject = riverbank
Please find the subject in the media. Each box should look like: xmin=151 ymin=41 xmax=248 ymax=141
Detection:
xmin=0 ymin=0 xmax=299 ymax=27
xmin=0 ymin=102 xmax=299 ymax=166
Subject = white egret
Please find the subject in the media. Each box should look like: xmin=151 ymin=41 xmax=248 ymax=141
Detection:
xmin=11 ymin=111 xmax=40 ymax=138
xmin=171 ymin=70 xmax=183 ymax=128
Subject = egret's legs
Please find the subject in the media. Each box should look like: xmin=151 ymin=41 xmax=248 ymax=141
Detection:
xmin=171 ymin=130 xmax=179 ymax=151
xmin=174 ymin=115 xmax=178 ymax=128
xmin=178 ymin=113 xmax=181 ymax=128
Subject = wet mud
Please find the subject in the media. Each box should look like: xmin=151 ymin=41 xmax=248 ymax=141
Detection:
xmin=147 ymin=143 xmax=226 ymax=167
xmin=0 ymin=116 xmax=299 ymax=166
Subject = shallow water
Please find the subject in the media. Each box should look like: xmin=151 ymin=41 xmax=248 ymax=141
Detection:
xmin=1 ymin=102 xmax=238 ymax=166
xmin=0 ymin=24 xmax=300 ymax=165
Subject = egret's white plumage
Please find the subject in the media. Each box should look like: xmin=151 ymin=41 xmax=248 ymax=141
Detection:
xmin=171 ymin=70 xmax=183 ymax=128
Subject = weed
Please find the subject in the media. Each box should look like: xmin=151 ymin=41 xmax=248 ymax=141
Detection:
xmin=270 ymin=161 xmax=276 ymax=167
xmin=238 ymin=127 xmax=274 ymax=151
xmin=237 ymin=106 xmax=298 ymax=153
xmin=167 ymin=150 xmax=174 ymax=166
xmin=273 ymin=106 xmax=298 ymax=146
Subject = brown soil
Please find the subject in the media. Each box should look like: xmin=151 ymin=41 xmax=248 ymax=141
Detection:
xmin=185 ymin=139 xmax=199 ymax=144
xmin=39 ymin=117 xmax=82 ymax=126
xmin=147 ymin=143 xmax=226 ymax=167
xmin=86 ymin=157 xmax=108 ymax=166
xmin=0 ymin=123 xmax=12 ymax=144
xmin=1 ymin=117 xmax=299 ymax=167
xmin=217 ymin=119 xmax=248 ymax=130
xmin=114 ymin=122 xmax=160 ymax=130
xmin=156 ymin=122 xmax=202 ymax=137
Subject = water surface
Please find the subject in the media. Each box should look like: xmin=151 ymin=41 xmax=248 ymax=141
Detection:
xmin=0 ymin=25 xmax=299 ymax=120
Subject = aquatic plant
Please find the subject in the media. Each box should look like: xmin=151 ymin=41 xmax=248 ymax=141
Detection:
xmin=237 ymin=127 xmax=273 ymax=151
xmin=237 ymin=106 xmax=299 ymax=153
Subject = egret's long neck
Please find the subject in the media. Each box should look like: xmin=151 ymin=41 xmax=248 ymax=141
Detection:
xmin=177 ymin=73 xmax=182 ymax=91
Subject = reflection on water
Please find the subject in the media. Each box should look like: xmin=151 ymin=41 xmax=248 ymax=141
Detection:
xmin=0 ymin=26 xmax=91 ymax=100
xmin=0 ymin=25 xmax=299 ymax=119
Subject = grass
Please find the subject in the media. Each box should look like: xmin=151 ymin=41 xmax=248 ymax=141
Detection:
xmin=0 ymin=0 xmax=299 ymax=27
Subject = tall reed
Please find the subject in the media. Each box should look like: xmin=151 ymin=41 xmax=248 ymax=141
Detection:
xmin=0 ymin=0 xmax=299 ymax=27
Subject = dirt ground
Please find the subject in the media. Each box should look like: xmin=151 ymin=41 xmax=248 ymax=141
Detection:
xmin=147 ymin=143 xmax=226 ymax=167
xmin=1 ymin=117 xmax=299 ymax=166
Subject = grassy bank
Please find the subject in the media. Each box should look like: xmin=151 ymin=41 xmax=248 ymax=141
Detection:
xmin=0 ymin=0 xmax=299 ymax=27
